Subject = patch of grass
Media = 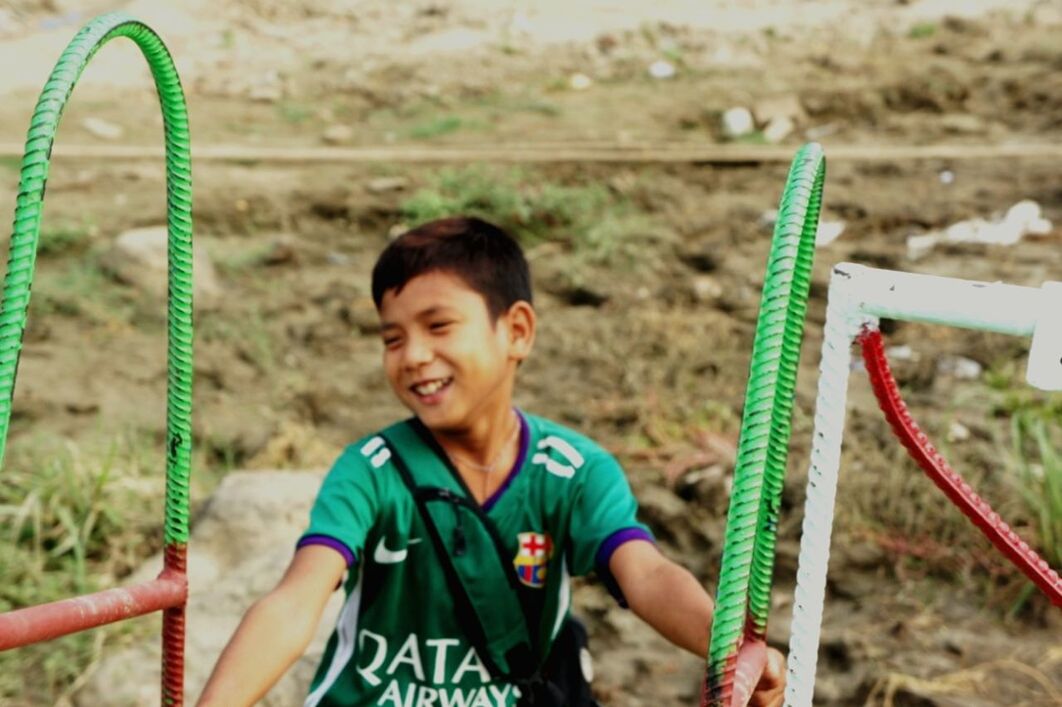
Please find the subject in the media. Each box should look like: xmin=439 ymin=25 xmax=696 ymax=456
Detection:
xmin=209 ymin=239 xmax=276 ymax=276
xmin=400 ymin=167 xmax=669 ymax=289
xmin=474 ymin=91 xmax=562 ymax=117
xmin=407 ymin=115 xmax=466 ymax=139
xmin=200 ymin=309 xmax=275 ymax=372
xmin=278 ymin=101 xmax=313 ymax=125
xmin=908 ymin=22 xmax=937 ymax=39
xmin=1009 ymin=412 xmax=1062 ymax=569
xmin=731 ymin=130 xmax=769 ymax=145
xmin=400 ymin=166 xmax=606 ymax=244
xmin=0 ymin=432 xmax=165 ymax=703
xmin=36 ymin=219 xmax=95 ymax=257
xmin=34 ymin=257 xmax=135 ymax=325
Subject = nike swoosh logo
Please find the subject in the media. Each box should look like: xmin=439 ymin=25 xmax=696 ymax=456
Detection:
xmin=373 ymin=537 xmax=421 ymax=564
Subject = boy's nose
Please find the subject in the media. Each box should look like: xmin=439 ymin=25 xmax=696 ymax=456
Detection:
xmin=402 ymin=336 xmax=434 ymax=368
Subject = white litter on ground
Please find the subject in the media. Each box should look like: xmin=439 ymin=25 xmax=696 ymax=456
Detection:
xmin=906 ymin=199 xmax=1053 ymax=259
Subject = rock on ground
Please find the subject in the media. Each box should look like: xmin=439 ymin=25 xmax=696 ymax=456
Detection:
xmin=75 ymin=470 xmax=339 ymax=707
xmin=103 ymin=226 xmax=222 ymax=306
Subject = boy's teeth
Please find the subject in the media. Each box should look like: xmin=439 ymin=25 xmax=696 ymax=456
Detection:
xmin=414 ymin=379 xmax=447 ymax=395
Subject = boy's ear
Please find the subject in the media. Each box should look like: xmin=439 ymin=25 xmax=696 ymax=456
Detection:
xmin=505 ymin=301 xmax=536 ymax=362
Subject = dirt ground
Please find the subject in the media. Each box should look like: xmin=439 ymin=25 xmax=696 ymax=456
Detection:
xmin=0 ymin=0 xmax=1060 ymax=705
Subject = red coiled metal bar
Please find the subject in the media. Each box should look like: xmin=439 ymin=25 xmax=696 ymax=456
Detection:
xmin=859 ymin=327 xmax=1062 ymax=607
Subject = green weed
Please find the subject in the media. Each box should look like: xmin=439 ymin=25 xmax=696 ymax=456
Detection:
xmin=1009 ymin=413 xmax=1062 ymax=569
xmin=731 ymin=130 xmax=769 ymax=145
xmin=36 ymin=220 xmax=95 ymax=257
xmin=34 ymin=254 xmax=136 ymax=322
xmin=278 ymin=101 xmax=313 ymax=125
xmin=400 ymin=167 xmax=663 ymax=275
xmin=209 ymin=240 xmax=276 ymax=275
xmin=909 ymin=22 xmax=937 ymax=39
xmin=34 ymin=257 xmax=136 ymax=325
xmin=0 ymin=432 xmax=164 ymax=703
xmin=407 ymin=115 xmax=466 ymax=139
xmin=200 ymin=309 xmax=275 ymax=372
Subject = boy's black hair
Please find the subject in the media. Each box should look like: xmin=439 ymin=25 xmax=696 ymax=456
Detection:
xmin=371 ymin=217 xmax=533 ymax=319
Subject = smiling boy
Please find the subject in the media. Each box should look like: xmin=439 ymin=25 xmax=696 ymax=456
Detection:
xmin=198 ymin=217 xmax=784 ymax=706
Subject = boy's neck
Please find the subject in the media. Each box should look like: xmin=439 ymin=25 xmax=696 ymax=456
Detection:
xmin=431 ymin=402 xmax=519 ymax=464
xmin=427 ymin=399 xmax=523 ymax=504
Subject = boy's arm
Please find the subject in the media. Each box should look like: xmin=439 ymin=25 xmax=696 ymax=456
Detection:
xmin=196 ymin=545 xmax=347 ymax=706
xmin=609 ymin=540 xmax=785 ymax=707
xmin=608 ymin=539 xmax=712 ymax=655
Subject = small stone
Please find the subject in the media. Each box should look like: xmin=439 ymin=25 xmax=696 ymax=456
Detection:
xmin=947 ymin=421 xmax=970 ymax=443
xmin=249 ymin=84 xmax=283 ymax=103
xmin=759 ymin=209 xmax=778 ymax=228
xmin=937 ymin=355 xmax=982 ymax=380
xmin=248 ymin=71 xmax=284 ymax=103
xmin=762 ymin=115 xmax=794 ymax=143
xmin=939 ymin=169 xmax=955 ymax=184
xmin=904 ymin=232 xmax=938 ymax=260
xmin=322 ymin=124 xmax=353 ymax=145
xmin=648 ymin=60 xmax=676 ymax=79
xmin=568 ymin=72 xmax=593 ymax=90
xmin=804 ymin=122 xmax=840 ymax=140
xmin=81 ymin=117 xmax=123 ymax=140
xmin=595 ymin=34 xmax=618 ymax=54
xmin=721 ymin=107 xmax=755 ymax=138
xmin=940 ymin=113 xmax=987 ymax=135
xmin=366 ymin=177 xmax=409 ymax=193
xmin=885 ymin=345 xmax=916 ymax=361
xmin=104 ymin=226 xmax=221 ymax=307
xmin=262 ymin=236 xmax=299 ymax=266
xmin=752 ymin=94 xmax=805 ymax=126
xmin=815 ymin=220 xmax=846 ymax=246
xmin=690 ymin=275 xmax=723 ymax=303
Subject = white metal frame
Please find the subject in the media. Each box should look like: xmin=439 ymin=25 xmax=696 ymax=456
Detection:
xmin=784 ymin=262 xmax=1061 ymax=707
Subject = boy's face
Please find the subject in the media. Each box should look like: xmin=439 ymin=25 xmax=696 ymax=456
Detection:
xmin=378 ymin=271 xmax=535 ymax=433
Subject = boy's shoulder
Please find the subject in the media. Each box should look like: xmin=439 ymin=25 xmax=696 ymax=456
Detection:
xmin=522 ymin=412 xmax=618 ymax=472
xmin=331 ymin=428 xmax=401 ymax=474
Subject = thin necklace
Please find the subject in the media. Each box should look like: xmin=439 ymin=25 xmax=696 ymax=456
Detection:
xmin=450 ymin=411 xmax=519 ymax=499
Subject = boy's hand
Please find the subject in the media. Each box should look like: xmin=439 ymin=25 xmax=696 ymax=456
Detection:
xmin=731 ymin=639 xmax=785 ymax=707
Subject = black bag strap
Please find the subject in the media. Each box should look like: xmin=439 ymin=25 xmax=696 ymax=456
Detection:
xmin=379 ymin=422 xmax=539 ymax=683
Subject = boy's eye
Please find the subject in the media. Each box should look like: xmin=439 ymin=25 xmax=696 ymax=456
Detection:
xmin=429 ymin=321 xmax=453 ymax=331
xmin=382 ymin=336 xmax=402 ymax=348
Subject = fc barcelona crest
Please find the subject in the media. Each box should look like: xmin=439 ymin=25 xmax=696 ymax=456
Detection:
xmin=513 ymin=532 xmax=553 ymax=588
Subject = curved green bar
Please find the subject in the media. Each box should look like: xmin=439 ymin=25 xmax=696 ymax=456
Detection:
xmin=0 ymin=12 xmax=193 ymax=546
xmin=705 ymin=143 xmax=825 ymax=703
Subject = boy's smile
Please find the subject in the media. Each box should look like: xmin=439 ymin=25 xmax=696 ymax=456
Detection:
xmin=378 ymin=271 xmax=534 ymax=436
xmin=409 ymin=376 xmax=452 ymax=403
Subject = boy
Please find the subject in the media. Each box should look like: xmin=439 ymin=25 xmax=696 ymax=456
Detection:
xmin=198 ymin=217 xmax=784 ymax=706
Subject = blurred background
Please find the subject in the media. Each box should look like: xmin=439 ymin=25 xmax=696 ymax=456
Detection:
xmin=0 ymin=1 xmax=1059 ymax=704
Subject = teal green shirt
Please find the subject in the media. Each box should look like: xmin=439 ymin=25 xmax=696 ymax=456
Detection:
xmin=298 ymin=412 xmax=652 ymax=707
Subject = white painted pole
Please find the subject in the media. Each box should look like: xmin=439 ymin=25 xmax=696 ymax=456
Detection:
xmin=784 ymin=268 xmax=874 ymax=707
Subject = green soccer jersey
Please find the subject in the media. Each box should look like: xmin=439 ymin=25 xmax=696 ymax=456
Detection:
xmin=298 ymin=411 xmax=653 ymax=707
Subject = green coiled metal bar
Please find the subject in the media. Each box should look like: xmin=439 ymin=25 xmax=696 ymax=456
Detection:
xmin=0 ymin=12 xmax=193 ymax=704
xmin=704 ymin=143 xmax=825 ymax=706
xmin=0 ymin=11 xmax=193 ymax=544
